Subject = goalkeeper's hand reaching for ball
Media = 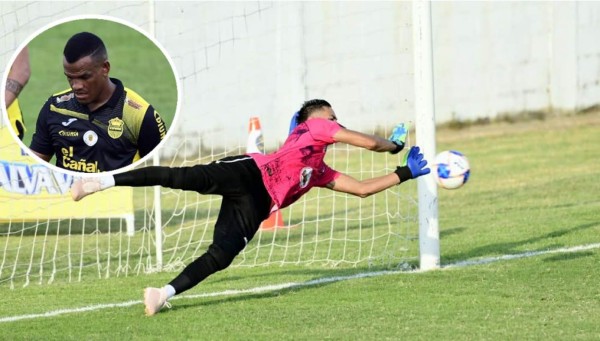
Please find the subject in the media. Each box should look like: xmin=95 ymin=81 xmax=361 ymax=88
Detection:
xmin=394 ymin=146 xmax=431 ymax=182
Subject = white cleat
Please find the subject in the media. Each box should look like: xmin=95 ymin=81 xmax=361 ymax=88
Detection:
xmin=70 ymin=177 xmax=102 ymax=201
xmin=143 ymin=287 xmax=170 ymax=316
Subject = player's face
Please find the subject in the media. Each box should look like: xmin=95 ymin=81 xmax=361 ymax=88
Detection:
xmin=63 ymin=55 xmax=109 ymax=105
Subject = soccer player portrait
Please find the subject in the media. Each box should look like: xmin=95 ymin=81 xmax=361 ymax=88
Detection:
xmin=29 ymin=32 xmax=168 ymax=173
xmin=70 ymin=99 xmax=430 ymax=316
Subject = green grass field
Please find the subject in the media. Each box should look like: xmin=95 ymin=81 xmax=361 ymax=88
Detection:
xmin=2 ymin=111 xmax=600 ymax=340
xmin=17 ymin=18 xmax=178 ymax=147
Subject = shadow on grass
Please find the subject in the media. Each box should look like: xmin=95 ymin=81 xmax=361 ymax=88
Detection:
xmin=443 ymin=221 xmax=599 ymax=263
xmin=542 ymin=251 xmax=595 ymax=263
xmin=169 ymin=288 xmax=310 ymax=312
xmin=440 ymin=227 xmax=466 ymax=238
xmin=167 ymin=266 xmax=387 ymax=312
xmin=208 ymin=264 xmax=394 ymax=285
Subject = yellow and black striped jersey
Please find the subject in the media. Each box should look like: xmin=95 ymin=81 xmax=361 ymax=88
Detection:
xmin=30 ymin=78 xmax=167 ymax=173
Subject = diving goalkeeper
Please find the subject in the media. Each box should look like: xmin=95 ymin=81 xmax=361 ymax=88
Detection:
xmin=70 ymin=99 xmax=430 ymax=316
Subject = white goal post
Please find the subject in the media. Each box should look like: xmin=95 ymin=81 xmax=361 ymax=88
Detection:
xmin=412 ymin=1 xmax=440 ymax=270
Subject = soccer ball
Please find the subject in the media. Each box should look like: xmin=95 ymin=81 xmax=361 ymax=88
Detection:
xmin=433 ymin=150 xmax=470 ymax=189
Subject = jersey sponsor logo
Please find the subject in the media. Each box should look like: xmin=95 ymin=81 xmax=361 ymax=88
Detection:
xmin=60 ymin=146 xmax=101 ymax=173
xmin=126 ymin=98 xmax=142 ymax=110
xmin=61 ymin=146 xmax=73 ymax=158
xmin=61 ymin=118 xmax=77 ymax=126
xmin=299 ymin=167 xmax=313 ymax=189
xmin=154 ymin=111 xmax=166 ymax=140
xmin=61 ymin=157 xmax=100 ymax=173
xmin=56 ymin=93 xmax=74 ymax=104
xmin=83 ymin=130 xmax=98 ymax=146
xmin=107 ymin=118 xmax=124 ymax=139
xmin=58 ymin=130 xmax=79 ymax=137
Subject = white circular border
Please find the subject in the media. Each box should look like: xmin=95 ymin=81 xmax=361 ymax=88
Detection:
xmin=0 ymin=14 xmax=182 ymax=178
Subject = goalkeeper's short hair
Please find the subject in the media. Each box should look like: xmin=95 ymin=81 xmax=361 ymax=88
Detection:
xmin=297 ymin=99 xmax=331 ymax=125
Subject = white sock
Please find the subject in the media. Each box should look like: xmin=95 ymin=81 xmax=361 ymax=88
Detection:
xmin=163 ymin=284 xmax=176 ymax=299
xmin=99 ymin=175 xmax=115 ymax=190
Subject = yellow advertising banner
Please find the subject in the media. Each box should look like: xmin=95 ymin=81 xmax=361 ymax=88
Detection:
xmin=0 ymin=127 xmax=134 ymax=224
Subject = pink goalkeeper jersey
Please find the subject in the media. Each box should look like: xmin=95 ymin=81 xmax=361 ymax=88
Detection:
xmin=248 ymin=118 xmax=342 ymax=210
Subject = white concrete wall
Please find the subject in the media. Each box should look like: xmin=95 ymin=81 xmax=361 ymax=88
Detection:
xmin=1 ymin=1 xmax=599 ymax=149
xmin=151 ymin=1 xmax=417 ymax=149
xmin=433 ymin=1 xmax=600 ymax=121
xmin=575 ymin=2 xmax=600 ymax=109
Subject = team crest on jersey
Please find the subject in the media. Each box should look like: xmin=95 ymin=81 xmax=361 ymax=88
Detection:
xmin=83 ymin=130 xmax=98 ymax=146
xmin=299 ymin=167 xmax=313 ymax=189
xmin=107 ymin=118 xmax=124 ymax=139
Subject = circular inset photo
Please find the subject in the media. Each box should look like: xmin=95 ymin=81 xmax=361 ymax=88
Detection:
xmin=2 ymin=15 xmax=179 ymax=175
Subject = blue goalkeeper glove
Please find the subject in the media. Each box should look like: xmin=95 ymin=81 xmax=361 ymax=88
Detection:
xmin=389 ymin=122 xmax=409 ymax=154
xmin=394 ymin=146 xmax=431 ymax=182
xmin=289 ymin=111 xmax=300 ymax=135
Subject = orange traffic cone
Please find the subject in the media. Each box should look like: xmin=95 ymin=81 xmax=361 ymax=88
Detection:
xmin=260 ymin=210 xmax=285 ymax=230
xmin=246 ymin=117 xmax=286 ymax=230
xmin=246 ymin=117 xmax=264 ymax=154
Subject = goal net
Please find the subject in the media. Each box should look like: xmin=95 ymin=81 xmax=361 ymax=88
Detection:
xmin=0 ymin=1 xmax=432 ymax=288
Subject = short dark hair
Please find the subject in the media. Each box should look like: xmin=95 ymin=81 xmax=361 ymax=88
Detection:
xmin=63 ymin=32 xmax=107 ymax=64
xmin=297 ymin=99 xmax=331 ymax=124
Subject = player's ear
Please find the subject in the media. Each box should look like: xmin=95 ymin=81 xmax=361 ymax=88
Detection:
xmin=101 ymin=60 xmax=110 ymax=76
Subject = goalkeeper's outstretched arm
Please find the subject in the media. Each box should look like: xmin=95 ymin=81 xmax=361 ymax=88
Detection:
xmin=333 ymin=122 xmax=408 ymax=155
xmin=327 ymin=172 xmax=400 ymax=198
xmin=327 ymin=146 xmax=431 ymax=198
xmin=333 ymin=128 xmax=398 ymax=153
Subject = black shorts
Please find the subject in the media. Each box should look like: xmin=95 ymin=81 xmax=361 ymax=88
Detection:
xmin=115 ymin=155 xmax=272 ymax=255
xmin=199 ymin=155 xmax=272 ymax=254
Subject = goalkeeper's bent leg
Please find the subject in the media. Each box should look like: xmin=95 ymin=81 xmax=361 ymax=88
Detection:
xmin=167 ymin=243 xmax=236 ymax=295
xmin=142 ymin=244 xmax=236 ymax=315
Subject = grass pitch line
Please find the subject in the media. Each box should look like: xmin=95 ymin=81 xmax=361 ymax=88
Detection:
xmin=1 ymin=242 xmax=598 ymax=323
xmin=0 ymin=300 xmax=141 ymax=323
xmin=442 ymin=243 xmax=600 ymax=269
